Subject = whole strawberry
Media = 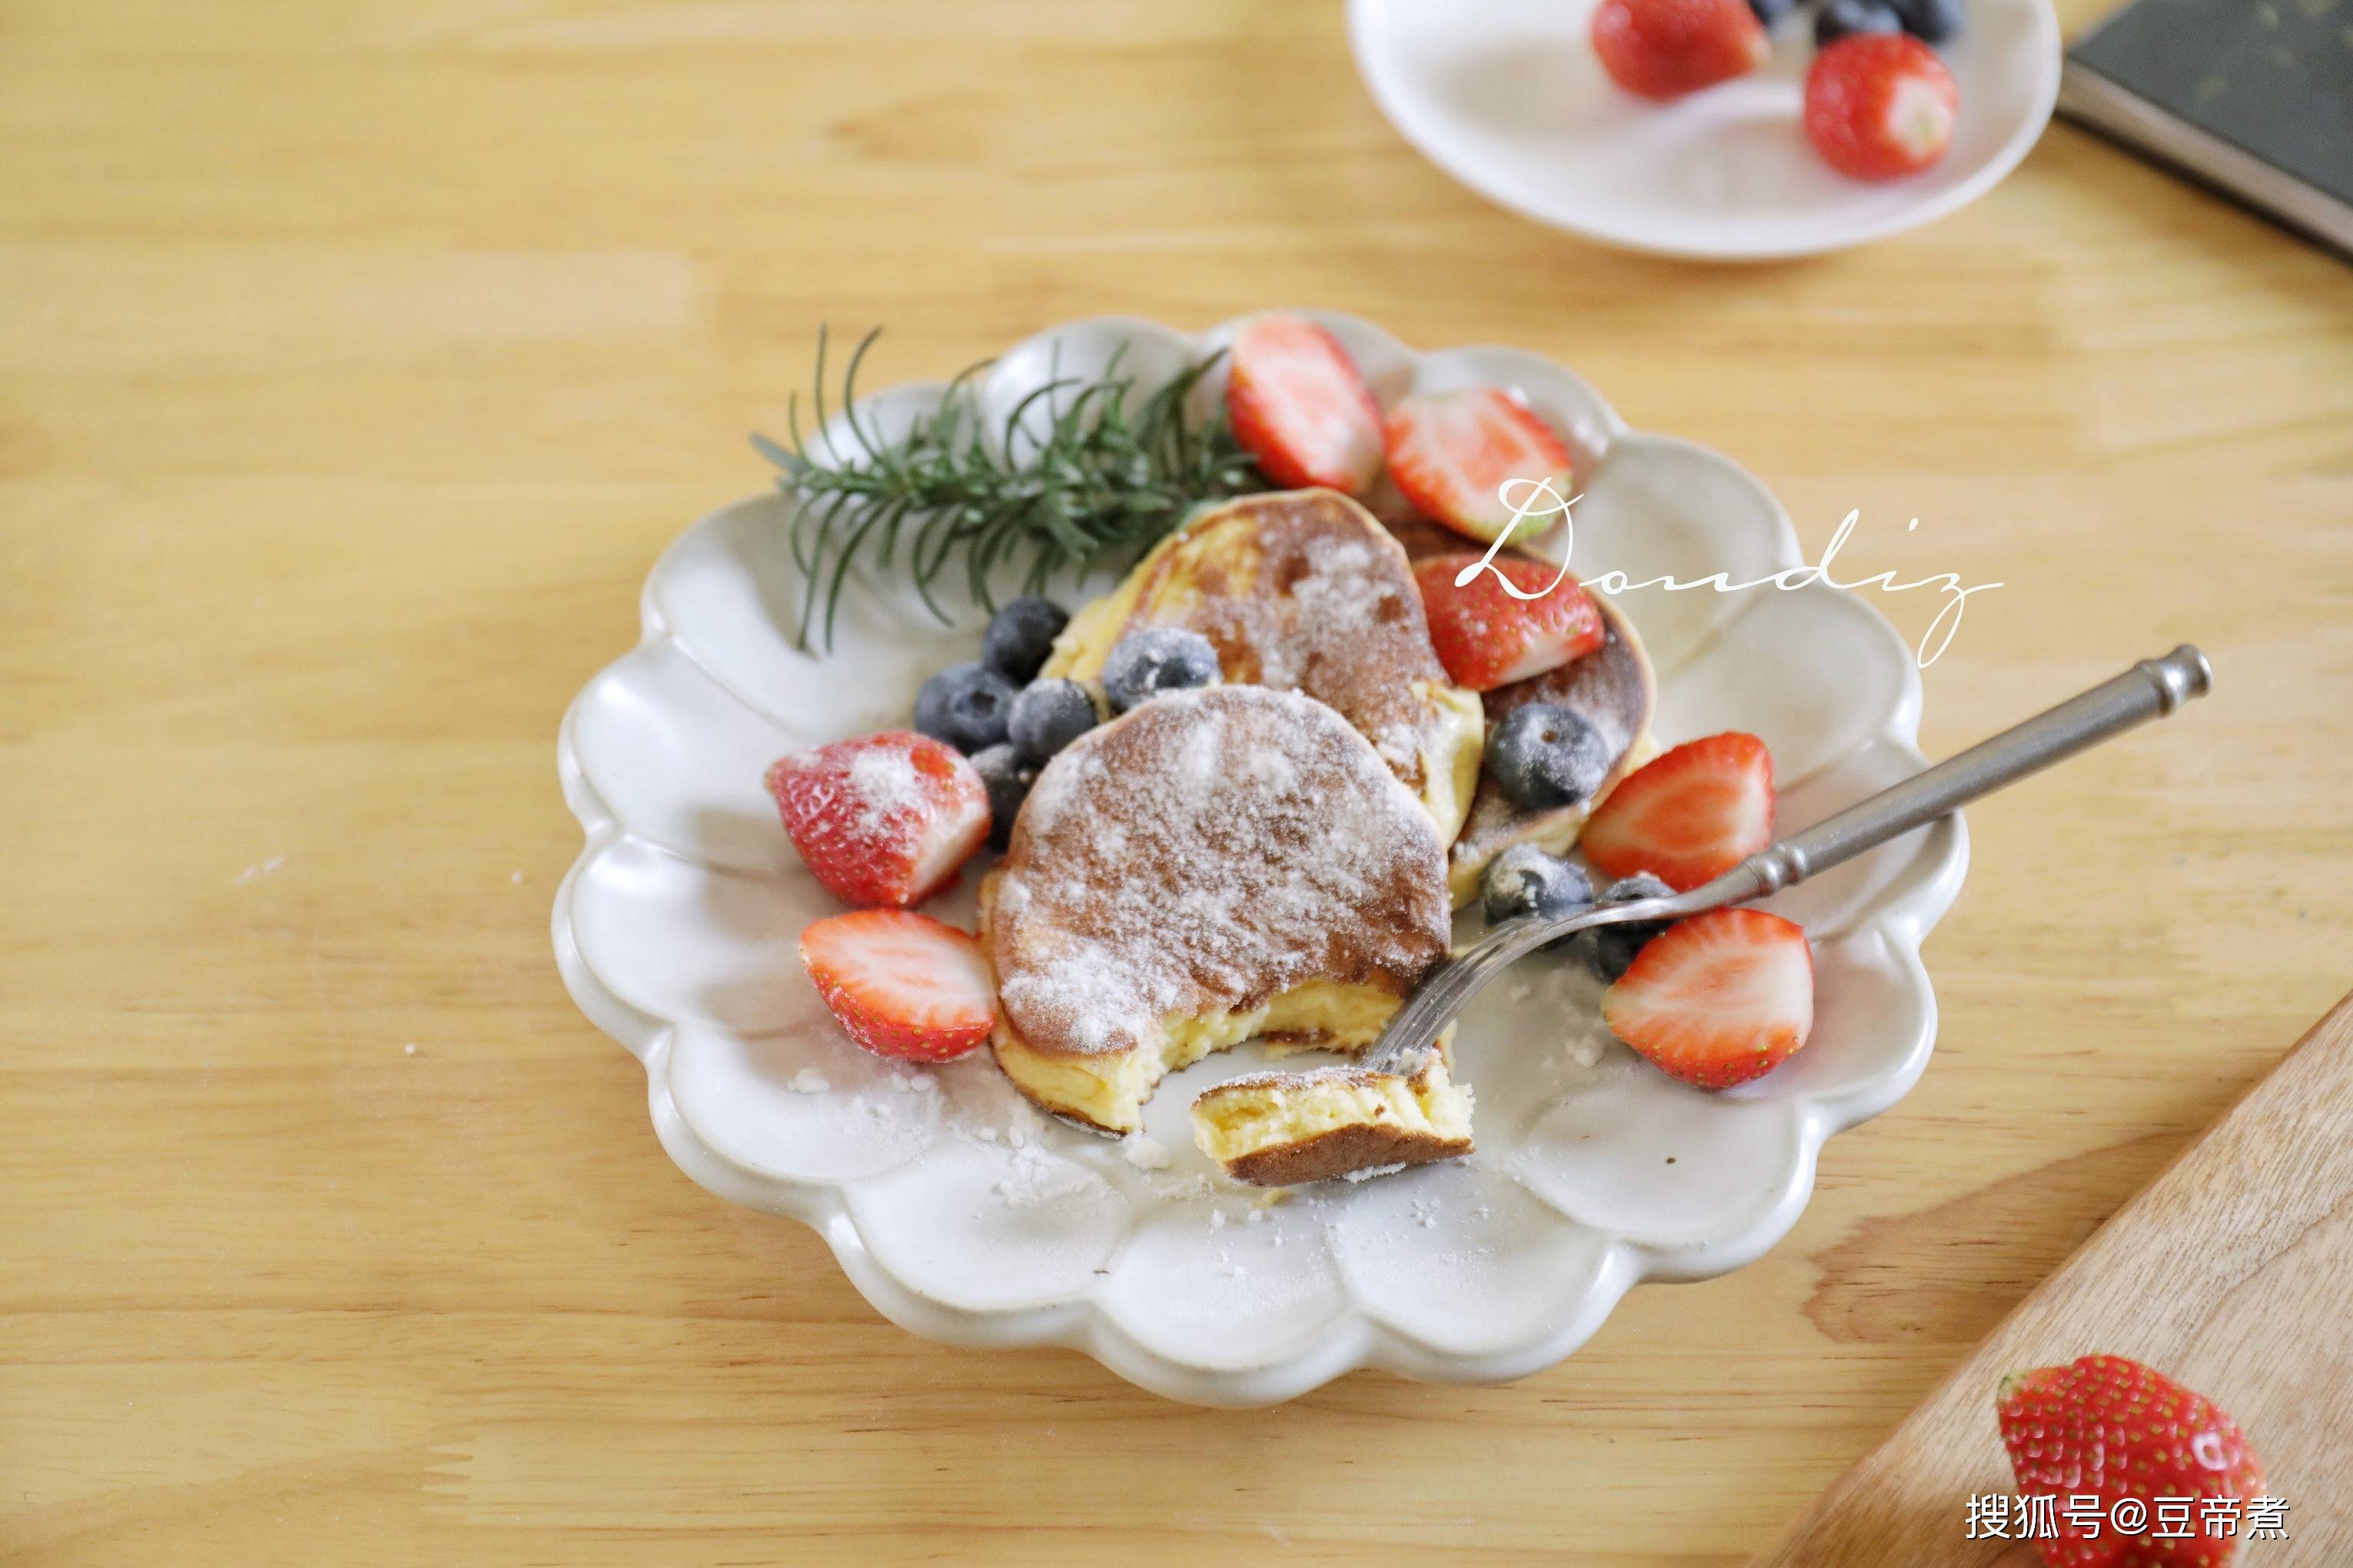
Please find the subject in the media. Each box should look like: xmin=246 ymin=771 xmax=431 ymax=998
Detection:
xmin=1591 ymin=0 xmax=1769 ymax=101
xmin=1804 ymin=32 xmax=1959 ymax=181
xmin=1996 ymin=1355 xmax=2264 ymax=1568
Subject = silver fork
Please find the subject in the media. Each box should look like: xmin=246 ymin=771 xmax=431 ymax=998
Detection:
xmin=1362 ymin=645 xmax=2215 ymax=1075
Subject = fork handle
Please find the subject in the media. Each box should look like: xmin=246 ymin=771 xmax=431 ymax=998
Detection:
xmin=1362 ymin=646 xmax=2215 ymax=1078
xmin=1719 ymin=645 xmax=2213 ymax=903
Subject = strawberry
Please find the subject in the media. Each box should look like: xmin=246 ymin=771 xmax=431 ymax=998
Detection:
xmin=765 ymin=731 xmax=988 ymax=908
xmin=1414 ymin=552 xmax=1605 ymax=692
xmin=1591 ymin=0 xmax=1770 ymax=101
xmin=1384 ymin=388 xmax=1576 ymax=544
xmin=1804 ymin=33 xmax=1959 ymax=181
xmin=798 ymin=910 xmax=997 ymax=1062
xmin=1600 ymin=907 xmax=1813 ymax=1088
xmin=1224 ymin=313 xmax=1385 ymax=494
xmin=1997 ymin=1355 xmax=2265 ymax=1568
xmin=1580 ymin=731 xmax=1774 ymax=892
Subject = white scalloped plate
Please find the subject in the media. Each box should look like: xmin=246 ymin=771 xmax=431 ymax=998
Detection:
xmin=553 ymin=311 xmax=1967 ymax=1405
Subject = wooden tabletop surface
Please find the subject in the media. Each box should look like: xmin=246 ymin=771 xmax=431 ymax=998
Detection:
xmin=5 ymin=1 xmax=2349 ymax=1562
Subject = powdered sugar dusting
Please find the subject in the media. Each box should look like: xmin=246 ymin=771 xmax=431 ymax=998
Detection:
xmin=1246 ymin=746 xmax=1298 ymax=791
xmin=990 ymin=686 xmax=1450 ymax=1059
xmin=848 ymin=747 xmax=923 ymax=830
xmin=1145 ymin=1169 xmax=1216 ymax=1203
xmin=1115 ymin=493 xmax=1462 ymax=799
xmin=1269 ymin=536 xmax=1386 ymax=686
xmin=992 ymin=1139 xmax=1102 ymax=1208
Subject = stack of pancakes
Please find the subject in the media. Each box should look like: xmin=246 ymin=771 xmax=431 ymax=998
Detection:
xmin=978 ymin=489 xmax=1656 ymax=1179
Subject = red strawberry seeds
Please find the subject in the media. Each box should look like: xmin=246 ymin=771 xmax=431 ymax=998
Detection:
xmin=765 ymin=731 xmax=989 ymax=908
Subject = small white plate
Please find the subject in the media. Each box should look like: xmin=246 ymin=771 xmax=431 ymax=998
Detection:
xmin=1349 ymin=0 xmax=2059 ymax=260
xmin=553 ymin=311 xmax=1967 ymax=1404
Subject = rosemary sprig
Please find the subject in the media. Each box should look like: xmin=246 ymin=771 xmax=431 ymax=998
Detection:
xmin=754 ymin=326 xmax=1266 ymax=651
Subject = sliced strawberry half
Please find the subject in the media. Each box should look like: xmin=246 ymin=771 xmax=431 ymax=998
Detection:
xmin=1415 ymin=552 xmax=1605 ymax=692
xmin=799 ymin=910 xmax=997 ymax=1062
xmin=1384 ymin=388 xmax=1575 ymax=543
xmin=1601 ymin=907 xmax=1813 ymax=1089
xmin=1580 ymin=731 xmax=1774 ymax=892
xmin=1224 ymin=313 xmax=1384 ymax=494
xmin=766 ymin=731 xmax=988 ymax=908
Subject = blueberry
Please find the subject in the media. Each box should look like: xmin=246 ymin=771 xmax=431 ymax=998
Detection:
xmin=1579 ymin=872 xmax=1678 ymax=984
xmin=1007 ymin=678 xmax=1103 ymax=766
xmin=981 ymin=596 xmax=1069 ymax=684
xmin=1815 ymin=0 xmax=1902 ymax=45
xmin=1748 ymin=0 xmax=1800 ymax=25
xmin=1481 ymin=844 xmax=1595 ymax=930
xmin=1101 ymin=627 xmax=1220 ymax=713
xmin=1485 ymin=704 xmax=1612 ymax=811
xmin=914 ymin=661 xmax=1017 ymax=754
xmin=971 ymin=744 xmax=1037 ymax=850
xmin=1890 ymin=0 xmax=1962 ymax=43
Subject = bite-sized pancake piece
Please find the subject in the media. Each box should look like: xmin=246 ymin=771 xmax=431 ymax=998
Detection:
xmin=1384 ymin=519 xmax=1659 ymax=907
xmin=1191 ymin=1049 xmax=1473 ymax=1186
xmin=1045 ymin=489 xmax=1484 ymax=844
xmin=981 ymin=685 xmax=1452 ymax=1135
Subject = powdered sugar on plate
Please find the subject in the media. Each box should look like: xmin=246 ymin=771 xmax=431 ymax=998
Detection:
xmin=992 ymin=1138 xmax=1102 ymax=1209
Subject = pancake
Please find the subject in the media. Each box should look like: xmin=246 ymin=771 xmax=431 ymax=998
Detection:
xmin=1044 ymin=489 xmax=1485 ymax=845
xmin=1190 ymin=1049 xmax=1472 ymax=1186
xmin=981 ymin=685 xmax=1452 ymax=1136
xmin=1384 ymin=519 xmax=1659 ymax=906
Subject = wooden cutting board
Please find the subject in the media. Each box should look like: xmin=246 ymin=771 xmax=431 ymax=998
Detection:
xmin=1754 ymin=991 xmax=2353 ymax=1566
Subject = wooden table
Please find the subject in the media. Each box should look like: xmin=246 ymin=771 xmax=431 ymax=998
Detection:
xmin=5 ymin=2 xmax=2348 ymax=1562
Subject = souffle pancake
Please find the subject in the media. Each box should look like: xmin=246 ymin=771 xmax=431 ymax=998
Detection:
xmin=1043 ymin=489 xmax=1485 ymax=844
xmin=1191 ymin=1049 xmax=1473 ymax=1186
xmin=981 ymin=685 xmax=1452 ymax=1135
